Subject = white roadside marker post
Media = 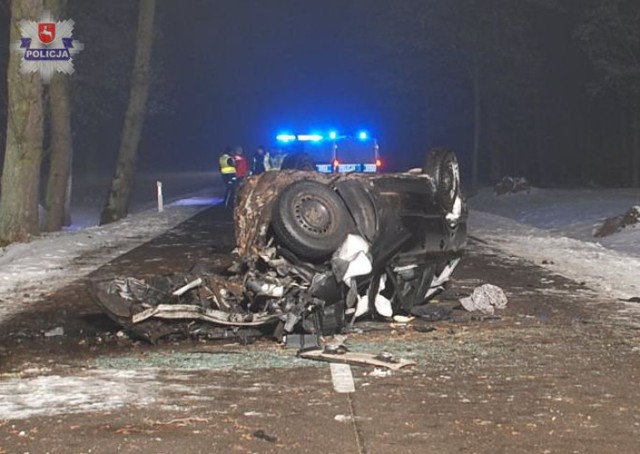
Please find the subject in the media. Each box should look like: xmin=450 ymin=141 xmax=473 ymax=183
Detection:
xmin=157 ymin=181 xmax=164 ymax=212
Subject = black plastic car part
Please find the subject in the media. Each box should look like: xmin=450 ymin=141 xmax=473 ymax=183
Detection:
xmin=423 ymin=148 xmax=460 ymax=212
xmin=271 ymin=179 xmax=354 ymax=260
xmin=333 ymin=180 xmax=378 ymax=243
xmin=281 ymin=152 xmax=316 ymax=171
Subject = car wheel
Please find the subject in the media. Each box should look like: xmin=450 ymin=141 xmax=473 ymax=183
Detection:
xmin=422 ymin=148 xmax=460 ymax=212
xmin=281 ymin=152 xmax=316 ymax=171
xmin=272 ymin=180 xmax=353 ymax=260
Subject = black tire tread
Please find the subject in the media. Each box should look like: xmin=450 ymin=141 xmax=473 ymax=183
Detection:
xmin=422 ymin=148 xmax=460 ymax=211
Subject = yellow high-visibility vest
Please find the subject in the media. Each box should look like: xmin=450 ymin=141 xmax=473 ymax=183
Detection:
xmin=219 ymin=154 xmax=236 ymax=175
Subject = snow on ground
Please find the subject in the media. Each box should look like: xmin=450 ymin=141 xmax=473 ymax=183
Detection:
xmin=0 ymin=350 xmax=315 ymax=419
xmin=0 ymin=198 xmax=219 ymax=321
xmin=0 ymin=171 xmax=223 ymax=322
xmin=470 ymin=187 xmax=640 ymax=303
xmin=0 ymin=369 xmax=159 ymax=419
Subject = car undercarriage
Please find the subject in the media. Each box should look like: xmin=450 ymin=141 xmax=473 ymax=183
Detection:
xmin=91 ymin=149 xmax=467 ymax=343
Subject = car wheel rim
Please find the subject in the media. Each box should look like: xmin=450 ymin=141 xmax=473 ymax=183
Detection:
xmin=294 ymin=196 xmax=332 ymax=235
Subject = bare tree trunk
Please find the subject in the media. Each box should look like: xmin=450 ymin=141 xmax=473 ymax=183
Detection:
xmin=580 ymin=102 xmax=594 ymax=184
xmin=100 ymin=0 xmax=156 ymax=225
xmin=488 ymin=0 xmax=501 ymax=183
xmin=533 ymin=88 xmax=545 ymax=186
xmin=43 ymin=73 xmax=73 ymax=231
xmin=620 ymin=109 xmax=629 ymax=184
xmin=488 ymin=103 xmax=501 ymax=183
xmin=632 ymin=110 xmax=640 ymax=187
xmin=0 ymin=0 xmax=44 ymax=244
xmin=42 ymin=0 xmax=72 ymax=231
xmin=471 ymin=49 xmax=481 ymax=188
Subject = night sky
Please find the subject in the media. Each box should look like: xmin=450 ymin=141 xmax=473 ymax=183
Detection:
xmin=147 ymin=1 xmax=401 ymax=170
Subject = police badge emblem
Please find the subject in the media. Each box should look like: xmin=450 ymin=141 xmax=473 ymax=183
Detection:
xmin=12 ymin=11 xmax=84 ymax=83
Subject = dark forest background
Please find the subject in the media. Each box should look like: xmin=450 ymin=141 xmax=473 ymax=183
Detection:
xmin=0 ymin=0 xmax=639 ymax=187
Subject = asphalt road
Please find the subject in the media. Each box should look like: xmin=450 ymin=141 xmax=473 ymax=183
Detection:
xmin=1 ymin=206 xmax=639 ymax=453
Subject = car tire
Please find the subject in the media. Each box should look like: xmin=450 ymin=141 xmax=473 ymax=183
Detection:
xmin=281 ymin=152 xmax=316 ymax=171
xmin=272 ymin=180 xmax=353 ymax=260
xmin=422 ymin=148 xmax=460 ymax=212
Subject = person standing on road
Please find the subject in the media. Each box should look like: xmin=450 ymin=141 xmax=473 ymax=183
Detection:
xmin=219 ymin=147 xmax=237 ymax=206
xmin=218 ymin=146 xmax=236 ymax=184
xmin=252 ymin=146 xmax=269 ymax=175
xmin=233 ymin=146 xmax=250 ymax=181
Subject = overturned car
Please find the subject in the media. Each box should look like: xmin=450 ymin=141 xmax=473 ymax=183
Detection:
xmin=92 ymin=149 xmax=467 ymax=342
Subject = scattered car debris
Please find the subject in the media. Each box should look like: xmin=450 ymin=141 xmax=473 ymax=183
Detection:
xmin=369 ymin=367 xmax=393 ymax=378
xmin=593 ymin=206 xmax=640 ymax=238
xmin=392 ymin=315 xmax=415 ymax=324
xmin=494 ymin=176 xmax=531 ymax=196
xmin=619 ymin=296 xmax=640 ymax=304
xmin=334 ymin=414 xmax=354 ymax=423
xmin=459 ymin=284 xmax=508 ymax=315
xmin=298 ymin=348 xmax=416 ymax=370
xmin=412 ymin=324 xmax=437 ymax=333
xmin=410 ymin=303 xmax=453 ymax=321
xmin=283 ymin=333 xmax=322 ymax=349
xmin=253 ymin=430 xmax=278 ymax=443
xmin=91 ymin=149 xmax=467 ymax=343
xmin=43 ymin=326 xmax=64 ymax=338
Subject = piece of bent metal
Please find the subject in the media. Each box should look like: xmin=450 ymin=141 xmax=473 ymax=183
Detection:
xmin=298 ymin=349 xmax=416 ymax=371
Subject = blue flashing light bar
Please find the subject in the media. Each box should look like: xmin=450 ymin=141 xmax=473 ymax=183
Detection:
xmin=297 ymin=134 xmax=324 ymax=142
xmin=276 ymin=133 xmax=296 ymax=143
xmin=276 ymin=130 xmax=372 ymax=142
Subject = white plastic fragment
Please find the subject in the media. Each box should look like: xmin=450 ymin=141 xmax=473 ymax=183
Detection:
xmin=334 ymin=414 xmax=353 ymax=422
xmin=355 ymin=294 xmax=369 ymax=318
xmin=44 ymin=326 xmax=64 ymax=337
xmin=254 ymin=283 xmax=284 ymax=298
xmin=355 ymin=274 xmax=389 ymax=319
xmin=342 ymin=251 xmax=373 ymax=282
xmin=392 ymin=315 xmax=415 ymax=324
xmin=334 ymin=235 xmax=372 ymax=284
xmin=424 ymin=258 xmax=461 ymax=300
xmin=373 ymin=275 xmax=393 ymax=317
xmin=369 ymin=368 xmax=393 ymax=378
xmin=336 ymin=234 xmax=370 ymax=259
xmin=374 ymin=294 xmax=393 ymax=317
xmin=459 ymin=283 xmax=508 ymax=315
xmin=172 ymin=278 xmax=203 ymax=296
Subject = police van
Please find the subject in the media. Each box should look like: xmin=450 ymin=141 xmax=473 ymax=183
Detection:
xmin=271 ymin=130 xmax=382 ymax=173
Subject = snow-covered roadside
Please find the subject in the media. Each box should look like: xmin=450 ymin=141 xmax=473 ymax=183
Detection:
xmin=471 ymin=187 xmax=640 ymax=257
xmin=0 ymin=197 xmax=219 ymax=322
xmin=469 ymin=187 xmax=640 ymax=305
xmin=469 ymin=209 xmax=640 ymax=304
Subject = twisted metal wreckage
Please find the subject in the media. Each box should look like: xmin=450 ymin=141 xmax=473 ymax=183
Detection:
xmin=91 ymin=149 xmax=468 ymax=343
